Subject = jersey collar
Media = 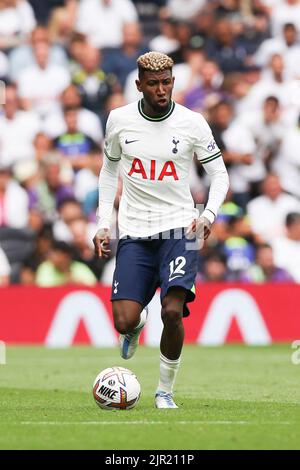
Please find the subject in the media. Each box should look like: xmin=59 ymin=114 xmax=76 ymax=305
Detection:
xmin=138 ymin=99 xmax=175 ymax=122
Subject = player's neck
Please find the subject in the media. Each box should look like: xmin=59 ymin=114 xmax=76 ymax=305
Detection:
xmin=141 ymin=99 xmax=172 ymax=118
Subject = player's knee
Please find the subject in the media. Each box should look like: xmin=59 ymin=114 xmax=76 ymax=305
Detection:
xmin=161 ymin=306 xmax=183 ymax=328
xmin=113 ymin=302 xmax=141 ymax=334
xmin=114 ymin=320 xmax=130 ymax=335
xmin=114 ymin=317 xmax=134 ymax=334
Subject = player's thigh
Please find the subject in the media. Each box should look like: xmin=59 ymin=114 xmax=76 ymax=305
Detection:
xmin=111 ymin=238 xmax=158 ymax=309
xmin=159 ymin=229 xmax=198 ymax=307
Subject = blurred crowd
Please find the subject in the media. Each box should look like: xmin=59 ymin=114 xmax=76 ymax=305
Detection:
xmin=1 ymin=0 xmax=300 ymax=287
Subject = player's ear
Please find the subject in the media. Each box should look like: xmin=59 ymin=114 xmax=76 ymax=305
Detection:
xmin=136 ymin=79 xmax=142 ymax=92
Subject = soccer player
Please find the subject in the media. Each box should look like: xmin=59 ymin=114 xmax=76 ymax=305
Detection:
xmin=93 ymin=52 xmax=229 ymax=409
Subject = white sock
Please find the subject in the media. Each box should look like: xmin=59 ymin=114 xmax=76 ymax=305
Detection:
xmin=135 ymin=308 xmax=147 ymax=330
xmin=157 ymin=353 xmax=181 ymax=394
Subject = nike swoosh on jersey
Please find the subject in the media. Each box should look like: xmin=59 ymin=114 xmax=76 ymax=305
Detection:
xmin=125 ymin=139 xmax=139 ymax=144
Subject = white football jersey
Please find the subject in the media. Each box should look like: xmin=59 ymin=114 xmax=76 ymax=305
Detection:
xmin=104 ymin=100 xmax=222 ymax=238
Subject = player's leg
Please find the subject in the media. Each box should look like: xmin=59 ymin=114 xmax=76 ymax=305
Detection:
xmin=112 ymin=299 xmax=148 ymax=360
xmin=110 ymin=238 xmax=156 ymax=359
xmin=160 ymin=286 xmax=186 ymax=360
xmin=155 ymin=286 xmax=186 ymax=409
xmin=155 ymin=228 xmax=198 ymax=409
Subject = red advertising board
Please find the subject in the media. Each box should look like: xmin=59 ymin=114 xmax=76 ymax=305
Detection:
xmin=0 ymin=284 xmax=299 ymax=345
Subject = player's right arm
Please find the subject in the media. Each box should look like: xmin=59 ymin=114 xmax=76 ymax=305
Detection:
xmin=93 ymin=112 xmax=121 ymax=258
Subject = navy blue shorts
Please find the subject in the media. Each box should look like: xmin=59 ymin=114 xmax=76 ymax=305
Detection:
xmin=111 ymin=228 xmax=198 ymax=317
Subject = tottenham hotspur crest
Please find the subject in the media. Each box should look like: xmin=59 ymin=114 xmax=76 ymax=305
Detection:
xmin=172 ymin=137 xmax=179 ymax=154
xmin=114 ymin=281 xmax=119 ymax=294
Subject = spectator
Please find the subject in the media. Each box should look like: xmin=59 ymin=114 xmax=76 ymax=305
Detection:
xmin=0 ymin=225 xmax=34 ymax=281
xmin=35 ymin=240 xmax=97 ymax=286
xmin=0 ymin=243 xmax=11 ymax=286
xmin=193 ymin=4 xmax=215 ymax=40
xmin=247 ymin=173 xmax=300 ymax=241
xmin=9 ymin=25 xmax=68 ymax=82
xmin=239 ymin=95 xmax=286 ymax=175
xmin=72 ymin=44 xmax=115 ymax=118
xmin=222 ymin=212 xmax=256 ymax=278
xmin=19 ymin=223 xmax=54 ymax=285
xmin=149 ymin=16 xmax=179 ymax=54
xmin=17 ymin=40 xmax=70 ymax=117
xmin=224 ymin=95 xmax=287 ymax=202
xmin=210 ymin=199 xmax=243 ymax=245
xmin=169 ymin=20 xmax=194 ymax=64
xmin=253 ymin=23 xmax=300 ymax=79
xmin=221 ymin=71 xmax=254 ymax=116
xmin=43 ymin=84 xmax=104 ymax=143
xmin=0 ymin=0 xmax=36 ymax=51
xmin=33 ymin=132 xmax=53 ymax=162
xmin=242 ymin=243 xmax=294 ymax=282
xmin=271 ymin=213 xmax=300 ymax=282
xmin=0 ymin=83 xmax=41 ymax=167
xmin=102 ymin=22 xmax=148 ymax=89
xmin=75 ymin=0 xmax=138 ymax=49
xmin=75 ymin=148 xmax=102 ymax=204
xmin=183 ymin=59 xmax=224 ymax=113
xmin=198 ymin=251 xmax=233 ymax=282
xmin=205 ymin=18 xmax=249 ymax=73
xmin=273 ymin=114 xmax=300 ymax=198
xmin=68 ymin=32 xmax=87 ymax=76
xmin=0 ymin=163 xmax=29 ymax=229
xmin=53 ymin=197 xmax=84 ymax=242
xmin=242 ymin=54 xmax=296 ymax=117
xmin=31 ymin=154 xmax=74 ymax=222
xmin=132 ymin=1 xmax=167 ymax=40
xmin=171 ymin=39 xmax=207 ymax=103
xmin=48 ymin=0 xmax=77 ymax=46
xmin=54 ymin=107 xmax=98 ymax=171
xmin=270 ymin=0 xmax=300 ymax=38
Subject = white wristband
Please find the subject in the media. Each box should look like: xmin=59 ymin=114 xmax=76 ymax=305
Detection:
xmin=201 ymin=208 xmax=216 ymax=224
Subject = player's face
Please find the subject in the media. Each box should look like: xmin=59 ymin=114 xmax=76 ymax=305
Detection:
xmin=136 ymin=69 xmax=174 ymax=114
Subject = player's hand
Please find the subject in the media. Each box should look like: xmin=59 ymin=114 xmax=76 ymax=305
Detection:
xmin=93 ymin=228 xmax=111 ymax=258
xmin=186 ymin=216 xmax=212 ymax=241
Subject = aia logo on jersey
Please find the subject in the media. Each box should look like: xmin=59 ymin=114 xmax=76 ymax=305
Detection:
xmin=128 ymin=158 xmax=179 ymax=181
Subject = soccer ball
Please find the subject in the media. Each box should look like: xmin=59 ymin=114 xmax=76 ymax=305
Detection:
xmin=93 ymin=366 xmax=141 ymax=410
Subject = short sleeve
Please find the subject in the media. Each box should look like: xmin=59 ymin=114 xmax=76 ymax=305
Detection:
xmin=193 ymin=114 xmax=222 ymax=165
xmin=104 ymin=112 xmax=122 ymax=162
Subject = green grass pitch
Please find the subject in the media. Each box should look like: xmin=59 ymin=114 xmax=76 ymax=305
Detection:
xmin=0 ymin=345 xmax=299 ymax=450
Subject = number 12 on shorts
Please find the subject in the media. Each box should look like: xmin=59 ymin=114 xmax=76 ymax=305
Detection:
xmin=169 ymin=256 xmax=186 ymax=282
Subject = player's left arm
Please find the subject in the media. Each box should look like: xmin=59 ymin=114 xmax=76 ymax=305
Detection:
xmin=200 ymin=156 xmax=229 ymax=237
xmin=189 ymin=116 xmax=229 ymax=240
xmin=187 ymin=156 xmax=229 ymax=240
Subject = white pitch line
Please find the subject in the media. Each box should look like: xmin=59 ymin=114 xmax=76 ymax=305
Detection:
xmin=19 ymin=421 xmax=292 ymax=426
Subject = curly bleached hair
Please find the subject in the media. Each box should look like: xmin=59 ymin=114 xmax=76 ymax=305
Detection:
xmin=137 ymin=51 xmax=174 ymax=77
